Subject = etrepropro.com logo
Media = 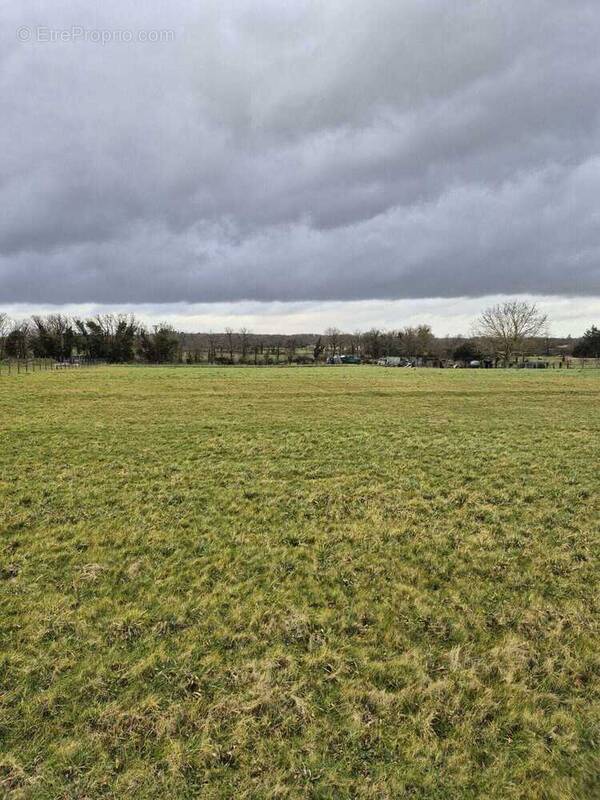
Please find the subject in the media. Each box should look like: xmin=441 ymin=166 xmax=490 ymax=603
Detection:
xmin=16 ymin=26 xmax=176 ymax=44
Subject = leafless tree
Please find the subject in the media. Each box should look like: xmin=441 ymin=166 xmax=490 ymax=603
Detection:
xmin=225 ymin=327 xmax=235 ymax=363
xmin=0 ymin=313 xmax=11 ymax=359
xmin=273 ymin=338 xmax=282 ymax=363
xmin=325 ymin=327 xmax=341 ymax=357
xmin=206 ymin=332 xmax=217 ymax=363
xmin=474 ymin=300 xmax=548 ymax=366
xmin=415 ymin=325 xmax=434 ymax=358
xmin=363 ymin=328 xmax=383 ymax=360
xmin=239 ymin=327 xmax=250 ymax=363
xmin=350 ymin=330 xmax=362 ymax=356
xmin=286 ymin=337 xmax=297 ymax=363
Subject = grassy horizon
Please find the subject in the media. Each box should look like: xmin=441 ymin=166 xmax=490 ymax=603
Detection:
xmin=1 ymin=366 xmax=599 ymax=798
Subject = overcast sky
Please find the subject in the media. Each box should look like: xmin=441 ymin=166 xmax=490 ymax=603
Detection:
xmin=2 ymin=1 xmax=600 ymax=334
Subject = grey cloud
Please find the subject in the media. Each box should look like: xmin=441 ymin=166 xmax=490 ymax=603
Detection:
xmin=1 ymin=0 xmax=600 ymax=303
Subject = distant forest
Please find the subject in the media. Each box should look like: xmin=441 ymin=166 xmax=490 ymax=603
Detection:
xmin=2 ymin=310 xmax=599 ymax=366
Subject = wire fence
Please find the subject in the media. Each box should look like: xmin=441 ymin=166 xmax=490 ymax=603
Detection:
xmin=0 ymin=358 xmax=106 ymax=376
xmin=1 ymin=356 xmax=598 ymax=376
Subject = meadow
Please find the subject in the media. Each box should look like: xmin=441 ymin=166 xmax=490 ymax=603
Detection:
xmin=1 ymin=366 xmax=599 ymax=799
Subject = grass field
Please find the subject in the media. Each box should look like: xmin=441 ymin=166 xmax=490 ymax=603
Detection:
xmin=1 ymin=366 xmax=599 ymax=799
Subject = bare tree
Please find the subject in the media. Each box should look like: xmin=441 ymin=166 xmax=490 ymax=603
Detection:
xmin=239 ymin=328 xmax=250 ymax=363
xmin=286 ymin=337 xmax=297 ymax=363
xmin=474 ymin=301 xmax=548 ymax=366
xmin=0 ymin=313 xmax=11 ymax=359
xmin=325 ymin=327 xmax=341 ymax=357
xmin=350 ymin=330 xmax=362 ymax=356
xmin=415 ymin=325 xmax=434 ymax=358
xmin=225 ymin=327 xmax=235 ymax=363
xmin=363 ymin=328 xmax=383 ymax=360
xmin=207 ymin=332 xmax=217 ymax=363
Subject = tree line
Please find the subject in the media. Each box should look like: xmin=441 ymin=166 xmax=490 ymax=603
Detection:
xmin=0 ymin=313 xmax=180 ymax=363
xmin=1 ymin=302 xmax=598 ymax=365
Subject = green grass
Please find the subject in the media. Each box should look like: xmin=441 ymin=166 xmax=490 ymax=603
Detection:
xmin=1 ymin=366 xmax=599 ymax=799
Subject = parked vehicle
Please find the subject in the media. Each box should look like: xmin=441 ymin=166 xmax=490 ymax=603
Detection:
xmin=377 ymin=356 xmax=412 ymax=367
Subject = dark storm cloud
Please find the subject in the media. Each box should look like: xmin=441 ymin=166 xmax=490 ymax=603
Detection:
xmin=1 ymin=0 xmax=600 ymax=303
